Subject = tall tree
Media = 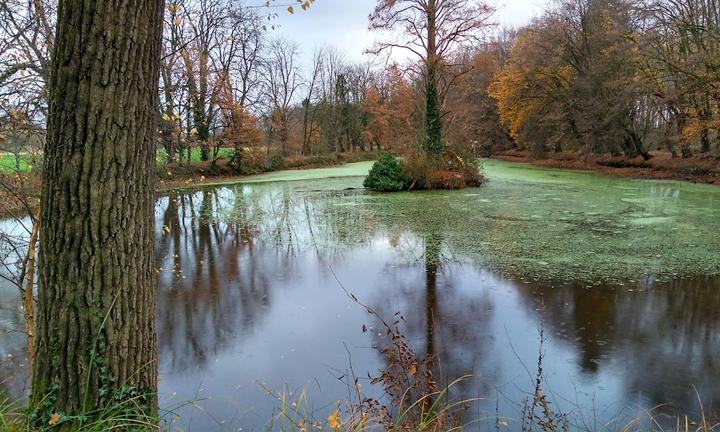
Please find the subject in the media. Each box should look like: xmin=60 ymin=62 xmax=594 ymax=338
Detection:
xmin=262 ymin=38 xmax=301 ymax=156
xmin=30 ymin=0 xmax=164 ymax=425
xmin=492 ymin=0 xmax=653 ymax=159
xmin=641 ymin=0 xmax=720 ymax=156
xmin=181 ymin=0 xmax=224 ymax=161
xmin=369 ymin=0 xmax=493 ymax=157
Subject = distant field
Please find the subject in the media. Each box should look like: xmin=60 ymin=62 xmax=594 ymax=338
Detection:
xmin=0 ymin=148 xmax=236 ymax=173
xmin=0 ymin=152 xmax=39 ymax=173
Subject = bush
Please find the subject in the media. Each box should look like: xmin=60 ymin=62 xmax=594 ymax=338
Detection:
xmin=398 ymin=149 xmax=484 ymax=190
xmin=264 ymin=154 xmax=285 ymax=171
xmin=363 ymin=152 xmax=411 ymax=192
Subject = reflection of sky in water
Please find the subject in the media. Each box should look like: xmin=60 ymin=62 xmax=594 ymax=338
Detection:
xmin=1 ymin=160 xmax=720 ymax=430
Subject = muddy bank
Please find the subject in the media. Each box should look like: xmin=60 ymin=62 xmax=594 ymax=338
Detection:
xmin=493 ymin=150 xmax=720 ymax=185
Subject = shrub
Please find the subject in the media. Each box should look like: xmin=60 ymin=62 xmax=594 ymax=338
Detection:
xmin=264 ymin=154 xmax=285 ymax=171
xmin=399 ymin=149 xmax=484 ymax=190
xmin=363 ymin=152 xmax=411 ymax=192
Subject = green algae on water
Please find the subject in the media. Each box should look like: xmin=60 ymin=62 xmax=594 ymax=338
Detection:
xmin=177 ymin=159 xmax=720 ymax=284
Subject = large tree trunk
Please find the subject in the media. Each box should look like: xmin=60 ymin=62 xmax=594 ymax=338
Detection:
xmin=31 ymin=0 xmax=163 ymax=425
xmin=424 ymin=0 xmax=444 ymax=157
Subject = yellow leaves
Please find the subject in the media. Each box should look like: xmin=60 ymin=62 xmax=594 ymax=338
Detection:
xmin=407 ymin=363 xmax=418 ymax=376
xmin=167 ymin=2 xmax=180 ymax=13
xmin=174 ymin=16 xmax=182 ymax=26
xmin=48 ymin=412 xmax=61 ymax=426
xmin=162 ymin=112 xmax=171 ymax=122
xmin=327 ymin=408 xmax=342 ymax=430
xmin=288 ymin=1 xmax=314 ymax=14
xmin=163 ymin=225 xmax=171 ymax=235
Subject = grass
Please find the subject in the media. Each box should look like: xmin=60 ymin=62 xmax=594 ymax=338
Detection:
xmin=0 ymin=392 xmax=194 ymax=432
xmin=1 ymin=148 xmax=372 ymax=174
xmin=0 ymin=148 xmax=237 ymax=173
xmin=0 ymin=392 xmax=21 ymax=432
xmin=0 ymin=154 xmax=40 ymax=173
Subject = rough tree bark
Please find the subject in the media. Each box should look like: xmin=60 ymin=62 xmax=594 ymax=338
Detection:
xmin=30 ymin=0 xmax=164 ymax=424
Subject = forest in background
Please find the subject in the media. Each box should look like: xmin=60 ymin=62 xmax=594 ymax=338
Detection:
xmin=3 ymin=0 xmax=719 ymax=174
xmin=0 ymin=0 xmax=719 ymax=430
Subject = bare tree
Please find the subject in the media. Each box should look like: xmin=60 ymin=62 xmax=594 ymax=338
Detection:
xmin=262 ymin=38 xmax=301 ymax=156
xmin=180 ymin=0 xmax=227 ymax=161
xmin=214 ymin=4 xmax=266 ymax=165
xmin=368 ymin=0 xmax=494 ymax=156
xmin=301 ymin=47 xmax=325 ymax=155
xmin=0 ymin=0 xmax=54 ymax=368
xmin=0 ymin=0 xmax=54 ymax=101
xmin=640 ymin=0 xmax=720 ymax=156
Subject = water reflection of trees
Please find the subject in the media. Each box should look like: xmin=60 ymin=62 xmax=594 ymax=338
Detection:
xmin=368 ymin=214 xmax=498 ymax=406
xmin=3 ymin=177 xmax=717 ymax=421
xmin=0 ymin=285 xmax=27 ymax=397
xmin=154 ymin=183 xmax=376 ymax=373
xmin=514 ymin=276 xmax=720 ymax=414
xmin=156 ymin=190 xmax=271 ymax=372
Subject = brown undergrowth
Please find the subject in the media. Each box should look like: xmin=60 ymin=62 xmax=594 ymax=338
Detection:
xmin=494 ymin=150 xmax=720 ymax=184
xmin=403 ymin=150 xmax=484 ymax=191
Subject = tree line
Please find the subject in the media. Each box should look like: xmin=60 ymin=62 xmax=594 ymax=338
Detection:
xmin=2 ymin=0 xmax=720 ymax=428
xmin=3 ymin=0 xmax=720 ymax=170
xmin=0 ymin=0 xmax=420 ymax=169
xmin=492 ymin=0 xmax=720 ymax=159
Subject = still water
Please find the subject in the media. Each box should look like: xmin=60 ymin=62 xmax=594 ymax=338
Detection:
xmin=1 ymin=160 xmax=719 ymax=431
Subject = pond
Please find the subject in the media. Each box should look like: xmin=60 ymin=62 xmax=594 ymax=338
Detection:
xmin=1 ymin=159 xmax=720 ymax=431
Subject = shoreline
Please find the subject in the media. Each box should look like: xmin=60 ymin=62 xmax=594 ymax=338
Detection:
xmin=491 ymin=150 xmax=720 ymax=185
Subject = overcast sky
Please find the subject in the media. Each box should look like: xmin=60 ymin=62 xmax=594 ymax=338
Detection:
xmin=271 ymin=0 xmax=548 ymax=68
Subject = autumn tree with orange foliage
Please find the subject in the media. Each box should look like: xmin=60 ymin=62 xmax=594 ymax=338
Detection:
xmin=369 ymin=0 xmax=494 ymax=159
xmin=361 ymin=65 xmax=417 ymax=152
xmin=491 ymin=0 xmax=652 ymax=159
xmin=444 ymin=36 xmax=514 ymax=157
xmin=641 ymin=0 xmax=720 ymax=157
xmin=217 ymin=77 xmax=262 ymax=162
